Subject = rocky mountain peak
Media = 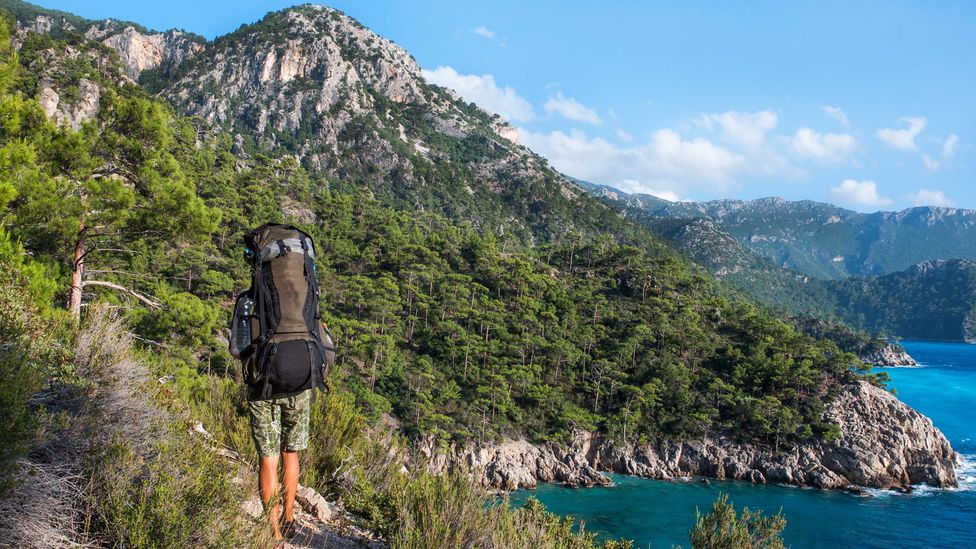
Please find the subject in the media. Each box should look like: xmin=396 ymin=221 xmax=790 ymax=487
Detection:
xmin=158 ymin=3 xmax=452 ymax=160
xmin=148 ymin=1 xmax=558 ymax=235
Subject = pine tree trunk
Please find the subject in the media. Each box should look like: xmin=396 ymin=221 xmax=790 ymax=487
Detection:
xmin=68 ymin=223 xmax=86 ymax=325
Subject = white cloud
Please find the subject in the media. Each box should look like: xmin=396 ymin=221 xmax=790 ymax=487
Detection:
xmin=617 ymin=180 xmax=681 ymax=201
xmin=472 ymin=26 xmax=495 ymax=39
xmin=696 ymin=109 xmax=778 ymax=150
xmin=876 ymin=117 xmax=927 ymax=151
xmin=788 ymin=128 xmax=857 ymax=163
xmin=907 ymin=188 xmax=954 ymax=207
xmin=830 ymin=179 xmax=892 ymax=208
xmin=544 ymin=92 xmax=602 ymax=125
xmin=942 ymin=134 xmax=959 ymax=159
xmin=821 ymin=105 xmax=849 ymax=127
xmin=922 ymin=154 xmax=940 ymax=171
xmin=421 ymin=66 xmax=535 ymax=122
xmin=616 ymin=129 xmax=634 ymax=142
xmin=519 ymin=127 xmax=746 ymax=197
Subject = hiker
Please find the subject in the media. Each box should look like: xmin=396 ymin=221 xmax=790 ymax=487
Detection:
xmin=230 ymin=224 xmax=335 ymax=542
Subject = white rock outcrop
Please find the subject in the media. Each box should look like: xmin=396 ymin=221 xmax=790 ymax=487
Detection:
xmin=38 ymin=78 xmax=100 ymax=130
xmin=90 ymin=26 xmax=204 ymax=80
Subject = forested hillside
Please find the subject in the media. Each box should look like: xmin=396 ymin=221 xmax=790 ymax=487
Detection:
xmin=820 ymin=260 xmax=976 ymax=342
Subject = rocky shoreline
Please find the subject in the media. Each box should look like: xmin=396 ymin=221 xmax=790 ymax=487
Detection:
xmin=860 ymin=344 xmax=917 ymax=367
xmin=423 ymin=381 xmax=957 ymax=493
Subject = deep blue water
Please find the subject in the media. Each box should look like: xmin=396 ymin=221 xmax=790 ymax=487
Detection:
xmin=510 ymin=340 xmax=976 ymax=548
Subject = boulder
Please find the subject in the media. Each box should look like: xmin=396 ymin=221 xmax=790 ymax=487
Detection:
xmin=295 ymin=485 xmax=338 ymax=523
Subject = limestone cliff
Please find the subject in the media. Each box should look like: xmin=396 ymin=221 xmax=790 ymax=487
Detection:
xmin=428 ymin=381 xmax=957 ymax=492
xmin=86 ymin=24 xmax=204 ymax=80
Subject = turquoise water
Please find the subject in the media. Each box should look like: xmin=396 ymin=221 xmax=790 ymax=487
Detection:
xmin=509 ymin=341 xmax=976 ymax=548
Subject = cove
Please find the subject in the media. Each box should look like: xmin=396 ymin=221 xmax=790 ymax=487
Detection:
xmin=509 ymin=340 xmax=976 ymax=548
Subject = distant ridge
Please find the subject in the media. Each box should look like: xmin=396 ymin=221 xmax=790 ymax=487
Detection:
xmin=578 ymin=179 xmax=976 ymax=279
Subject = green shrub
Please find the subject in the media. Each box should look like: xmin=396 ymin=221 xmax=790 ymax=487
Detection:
xmin=689 ymin=494 xmax=786 ymax=549
xmin=387 ymin=469 xmax=632 ymax=549
xmin=388 ymin=468 xmax=495 ymax=549
xmin=0 ymin=238 xmax=69 ymax=498
xmin=0 ymin=265 xmax=46 ymax=497
xmin=496 ymin=497 xmax=633 ymax=549
xmin=86 ymin=430 xmax=251 ymax=548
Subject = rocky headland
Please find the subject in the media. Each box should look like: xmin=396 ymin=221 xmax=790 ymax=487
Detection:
xmin=423 ymin=381 xmax=957 ymax=493
xmin=860 ymin=344 xmax=918 ymax=367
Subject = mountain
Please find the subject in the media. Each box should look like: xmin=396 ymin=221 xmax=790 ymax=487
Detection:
xmin=151 ymin=5 xmax=645 ymax=246
xmin=583 ymin=181 xmax=976 ymax=279
xmin=7 ymin=1 xmax=652 ymax=248
xmin=580 ymin=180 xmax=976 ymax=342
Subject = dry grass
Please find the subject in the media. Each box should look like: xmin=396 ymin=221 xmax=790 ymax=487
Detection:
xmin=0 ymin=460 xmax=92 ymax=548
xmin=74 ymin=306 xmax=163 ymax=453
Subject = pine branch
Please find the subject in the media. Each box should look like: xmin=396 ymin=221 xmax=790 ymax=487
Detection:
xmin=81 ymin=280 xmax=161 ymax=309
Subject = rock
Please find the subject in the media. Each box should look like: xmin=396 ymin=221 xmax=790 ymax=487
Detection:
xmin=281 ymin=195 xmax=317 ymax=225
xmin=421 ymin=437 xmax=612 ymax=491
xmin=241 ymin=495 xmax=263 ymax=520
xmin=89 ymin=25 xmax=204 ymax=80
xmin=37 ymin=78 xmax=101 ymax=130
xmin=860 ymin=344 xmax=917 ymax=367
xmin=29 ymin=15 xmax=53 ymax=34
xmin=282 ymin=514 xmax=388 ymax=549
xmin=295 ymin=485 xmax=337 ymax=523
xmin=490 ymin=118 xmax=519 ymax=144
xmin=427 ymin=381 xmax=957 ymax=493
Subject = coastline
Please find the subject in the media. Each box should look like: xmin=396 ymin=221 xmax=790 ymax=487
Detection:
xmin=423 ymin=381 xmax=958 ymax=494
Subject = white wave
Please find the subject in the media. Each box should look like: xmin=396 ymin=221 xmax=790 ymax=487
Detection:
xmin=955 ymin=453 xmax=976 ymax=492
xmin=853 ymin=457 xmax=976 ymax=498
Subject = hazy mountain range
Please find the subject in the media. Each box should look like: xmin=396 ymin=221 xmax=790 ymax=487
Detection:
xmin=582 ymin=181 xmax=976 ymax=279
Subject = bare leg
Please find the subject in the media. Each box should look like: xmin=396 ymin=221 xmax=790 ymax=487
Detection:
xmin=259 ymin=454 xmax=282 ymax=539
xmin=281 ymin=451 xmax=300 ymax=523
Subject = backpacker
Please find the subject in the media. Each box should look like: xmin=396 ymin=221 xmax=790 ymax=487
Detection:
xmin=229 ymin=223 xmax=336 ymax=398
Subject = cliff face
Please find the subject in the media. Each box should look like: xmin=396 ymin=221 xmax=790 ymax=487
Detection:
xmin=152 ymin=6 xmax=508 ymax=163
xmin=428 ymin=381 xmax=957 ymax=492
xmin=86 ymin=24 xmax=204 ymax=80
xmin=16 ymin=14 xmax=205 ymax=81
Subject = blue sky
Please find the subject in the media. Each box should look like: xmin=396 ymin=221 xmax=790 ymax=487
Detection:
xmin=38 ymin=0 xmax=976 ymax=211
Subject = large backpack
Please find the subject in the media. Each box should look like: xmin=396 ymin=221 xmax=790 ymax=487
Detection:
xmin=229 ymin=223 xmax=335 ymax=398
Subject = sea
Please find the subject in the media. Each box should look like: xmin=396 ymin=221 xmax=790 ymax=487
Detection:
xmin=509 ymin=341 xmax=976 ymax=548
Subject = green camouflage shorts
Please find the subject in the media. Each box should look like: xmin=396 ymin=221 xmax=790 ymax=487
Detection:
xmin=247 ymin=388 xmax=313 ymax=459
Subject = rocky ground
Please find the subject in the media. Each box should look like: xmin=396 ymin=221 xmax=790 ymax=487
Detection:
xmin=425 ymin=381 xmax=958 ymax=493
xmin=240 ymin=484 xmax=386 ymax=549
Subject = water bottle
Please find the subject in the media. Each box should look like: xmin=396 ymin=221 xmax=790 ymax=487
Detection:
xmin=233 ymin=294 xmax=255 ymax=355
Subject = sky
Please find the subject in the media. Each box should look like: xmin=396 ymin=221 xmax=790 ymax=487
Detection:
xmin=37 ymin=0 xmax=976 ymax=211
